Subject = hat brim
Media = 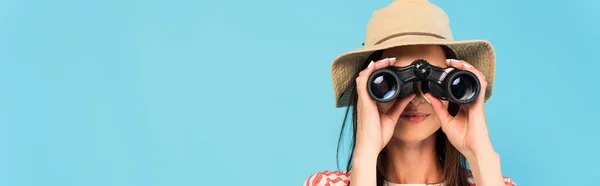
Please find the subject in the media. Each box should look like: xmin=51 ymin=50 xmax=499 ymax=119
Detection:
xmin=331 ymin=35 xmax=496 ymax=108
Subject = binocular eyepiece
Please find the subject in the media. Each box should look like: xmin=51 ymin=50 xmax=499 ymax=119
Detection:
xmin=367 ymin=59 xmax=480 ymax=104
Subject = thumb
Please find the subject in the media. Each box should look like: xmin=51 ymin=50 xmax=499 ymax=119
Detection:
xmin=384 ymin=93 xmax=416 ymax=121
xmin=380 ymin=93 xmax=416 ymax=143
xmin=424 ymin=93 xmax=451 ymax=129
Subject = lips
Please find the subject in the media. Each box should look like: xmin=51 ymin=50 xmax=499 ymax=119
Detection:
xmin=400 ymin=112 xmax=430 ymax=123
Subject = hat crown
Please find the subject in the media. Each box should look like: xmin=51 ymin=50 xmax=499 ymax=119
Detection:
xmin=364 ymin=0 xmax=453 ymax=46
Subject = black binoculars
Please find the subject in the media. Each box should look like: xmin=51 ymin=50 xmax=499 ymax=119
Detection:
xmin=367 ymin=59 xmax=480 ymax=104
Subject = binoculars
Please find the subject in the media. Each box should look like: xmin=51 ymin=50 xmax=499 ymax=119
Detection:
xmin=367 ymin=59 xmax=481 ymax=104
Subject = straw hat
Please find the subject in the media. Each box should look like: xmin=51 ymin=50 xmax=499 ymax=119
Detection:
xmin=331 ymin=0 xmax=496 ymax=108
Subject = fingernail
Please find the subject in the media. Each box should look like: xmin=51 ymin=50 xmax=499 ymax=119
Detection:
xmin=379 ymin=58 xmax=389 ymax=63
xmin=424 ymin=95 xmax=431 ymax=104
xmin=464 ymin=63 xmax=472 ymax=68
xmin=368 ymin=61 xmax=374 ymax=68
xmin=388 ymin=57 xmax=396 ymax=62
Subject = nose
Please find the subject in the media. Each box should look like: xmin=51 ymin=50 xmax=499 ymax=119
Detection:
xmin=410 ymin=82 xmax=426 ymax=106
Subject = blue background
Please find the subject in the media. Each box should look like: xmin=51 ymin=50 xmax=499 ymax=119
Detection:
xmin=1 ymin=0 xmax=598 ymax=185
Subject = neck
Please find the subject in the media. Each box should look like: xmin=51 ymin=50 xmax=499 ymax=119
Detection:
xmin=383 ymin=133 xmax=443 ymax=184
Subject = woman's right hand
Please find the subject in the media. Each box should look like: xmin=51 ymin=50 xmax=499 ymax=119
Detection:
xmin=354 ymin=57 xmax=416 ymax=158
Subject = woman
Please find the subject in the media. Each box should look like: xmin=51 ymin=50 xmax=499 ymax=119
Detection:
xmin=304 ymin=1 xmax=516 ymax=186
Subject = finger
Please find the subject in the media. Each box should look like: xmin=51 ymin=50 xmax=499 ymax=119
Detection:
xmin=385 ymin=93 xmax=416 ymax=121
xmin=446 ymin=59 xmax=474 ymax=71
xmin=373 ymin=57 xmax=396 ymax=69
xmin=357 ymin=60 xmax=372 ymax=76
xmin=356 ymin=61 xmax=375 ymax=98
xmin=424 ymin=93 xmax=451 ymax=128
xmin=356 ymin=67 xmax=377 ymax=111
xmin=445 ymin=59 xmax=485 ymax=87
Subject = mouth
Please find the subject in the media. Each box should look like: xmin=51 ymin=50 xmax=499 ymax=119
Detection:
xmin=400 ymin=112 xmax=430 ymax=123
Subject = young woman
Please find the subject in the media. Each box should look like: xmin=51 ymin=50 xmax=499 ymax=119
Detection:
xmin=304 ymin=1 xmax=516 ymax=186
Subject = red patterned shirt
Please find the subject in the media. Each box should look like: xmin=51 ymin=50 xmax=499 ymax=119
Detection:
xmin=303 ymin=170 xmax=516 ymax=186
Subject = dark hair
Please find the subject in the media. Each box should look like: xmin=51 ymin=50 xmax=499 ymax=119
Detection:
xmin=336 ymin=45 xmax=470 ymax=186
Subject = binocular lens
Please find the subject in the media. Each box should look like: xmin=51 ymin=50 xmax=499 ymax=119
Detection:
xmin=369 ymin=72 xmax=398 ymax=100
xmin=449 ymin=74 xmax=477 ymax=101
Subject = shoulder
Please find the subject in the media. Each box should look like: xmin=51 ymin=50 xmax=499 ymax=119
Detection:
xmin=303 ymin=170 xmax=351 ymax=186
xmin=467 ymin=174 xmax=517 ymax=186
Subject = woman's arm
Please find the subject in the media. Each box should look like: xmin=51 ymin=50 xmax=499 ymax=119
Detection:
xmin=349 ymin=150 xmax=378 ymax=186
xmin=466 ymin=148 xmax=506 ymax=186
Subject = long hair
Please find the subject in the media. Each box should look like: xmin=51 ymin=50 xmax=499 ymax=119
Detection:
xmin=336 ymin=46 xmax=470 ymax=186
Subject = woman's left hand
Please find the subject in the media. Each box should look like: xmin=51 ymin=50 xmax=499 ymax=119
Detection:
xmin=424 ymin=59 xmax=495 ymax=159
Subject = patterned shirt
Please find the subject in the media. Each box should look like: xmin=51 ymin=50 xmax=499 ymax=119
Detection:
xmin=303 ymin=170 xmax=517 ymax=186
